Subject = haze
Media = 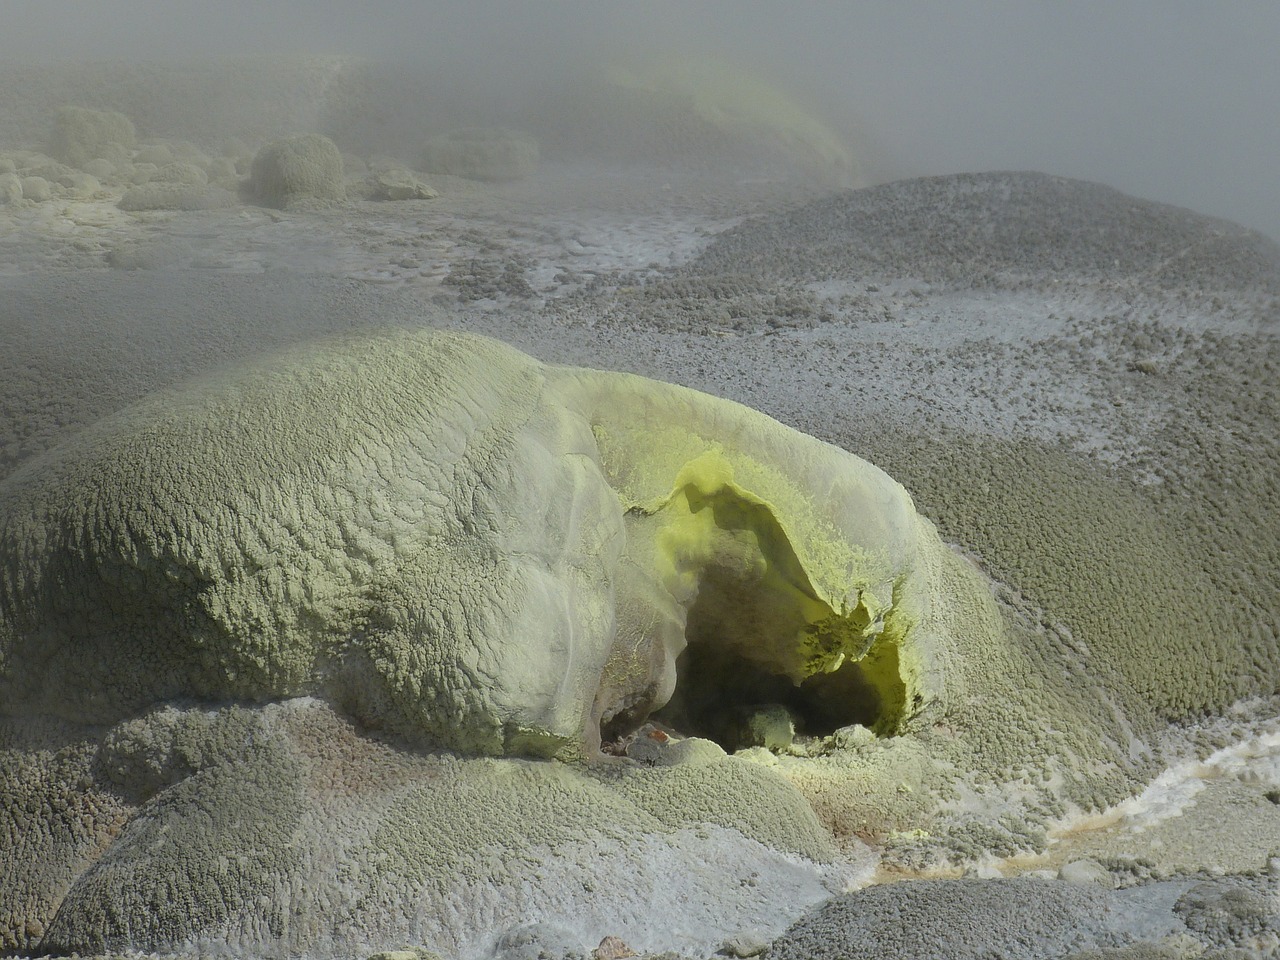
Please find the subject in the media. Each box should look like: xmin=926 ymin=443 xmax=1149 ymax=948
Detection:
xmin=5 ymin=0 xmax=1279 ymax=240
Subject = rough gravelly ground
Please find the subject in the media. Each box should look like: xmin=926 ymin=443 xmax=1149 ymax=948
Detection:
xmin=3 ymin=133 xmax=1279 ymax=959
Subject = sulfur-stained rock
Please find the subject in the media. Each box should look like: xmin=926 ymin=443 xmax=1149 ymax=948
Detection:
xmin=0 ymin=329 xmax=956 ymax=761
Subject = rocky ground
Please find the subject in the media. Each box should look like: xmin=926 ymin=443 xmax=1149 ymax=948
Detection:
xmin=2 ymin=81 xmax=1279 ymax=959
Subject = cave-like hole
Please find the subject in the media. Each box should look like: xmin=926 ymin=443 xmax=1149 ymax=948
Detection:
xmin=649 ymin=638 xmax=904 ymax=752
xmin=648 ymin=527 xmax=909 ymax=752
xmin=597 ymin=477 xmax=912 ymax=755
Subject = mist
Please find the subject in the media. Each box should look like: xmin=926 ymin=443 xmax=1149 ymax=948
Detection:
xmin=4 ymin=0 xmax=1279 ymax=238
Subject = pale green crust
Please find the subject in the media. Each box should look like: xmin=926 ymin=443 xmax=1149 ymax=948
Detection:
xmin=28 ymin=699 xmax=834 ymax=957
xmin=858 ymin=429 xmax=1279 ymax=728
xmin=0 ymin=329 xmax=955 ymax=763
xmin=0 ymin=329 xmax=1205 ymax=809
xmin=0 ymin=330 xmax=618 ymax=756
xmin=40 ymin=708 xmax=306 ymax=956
xmin=607 ymin=750 xmax=838 ymax=862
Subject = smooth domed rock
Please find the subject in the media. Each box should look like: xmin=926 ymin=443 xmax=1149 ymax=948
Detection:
xmin=248 ymin=133 xmax=345 ymax=208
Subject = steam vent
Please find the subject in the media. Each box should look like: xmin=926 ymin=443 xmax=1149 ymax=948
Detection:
xmin=2 ymin=38 xmax=1279 ymax=960
xmin=0 ymin=330 xmax=953 ymax=759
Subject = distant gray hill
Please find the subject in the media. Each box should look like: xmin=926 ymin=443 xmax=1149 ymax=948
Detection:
xmin=695 ymin=171 xmax=1280 ymax=293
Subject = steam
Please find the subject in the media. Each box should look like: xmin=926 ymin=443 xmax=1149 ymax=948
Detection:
xmin=2 ymin=0 xmax=1277 ymax=239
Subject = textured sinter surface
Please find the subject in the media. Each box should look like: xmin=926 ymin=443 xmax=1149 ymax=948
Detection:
xmin=248 ymin=133 xmax=346 ymax=208
xmin=2 ymin=152 xmax=1279 ymax=958
xmin=0 ymin=328 xmax=953 ymax=758
xmin=0 ymin=326 xmax=1210 ymax=957
xmin=694 ymin=171 xmax=1280 ymax=293
xmin=767 ymin=877 xmax=1207 ymax=960
xmin=0 ymin=328 xmax=967 ymax=955
xmin=17 ymin=698 xmax=846 ymax=959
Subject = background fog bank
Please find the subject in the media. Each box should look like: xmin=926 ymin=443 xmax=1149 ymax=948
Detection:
xmin=5 ymin=0 xmax=1278 ymax=240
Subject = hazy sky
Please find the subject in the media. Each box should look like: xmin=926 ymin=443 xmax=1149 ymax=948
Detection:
xmin=7 ymin=1 xmax=1279 ymax=239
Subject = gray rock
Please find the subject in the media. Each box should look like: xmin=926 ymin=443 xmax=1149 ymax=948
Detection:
xmin=1060 ymin=859 xmax=1115 ymax=889
xmin=367 ymin=950 xmax=445 ymax=960
xmin=695 ymin=171 xmax=1280 ymax=294
xmin=718 ymin=929 xmax=769 ymax=957
xmin=1175 ymin=879 xmax=1280 ymax=950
